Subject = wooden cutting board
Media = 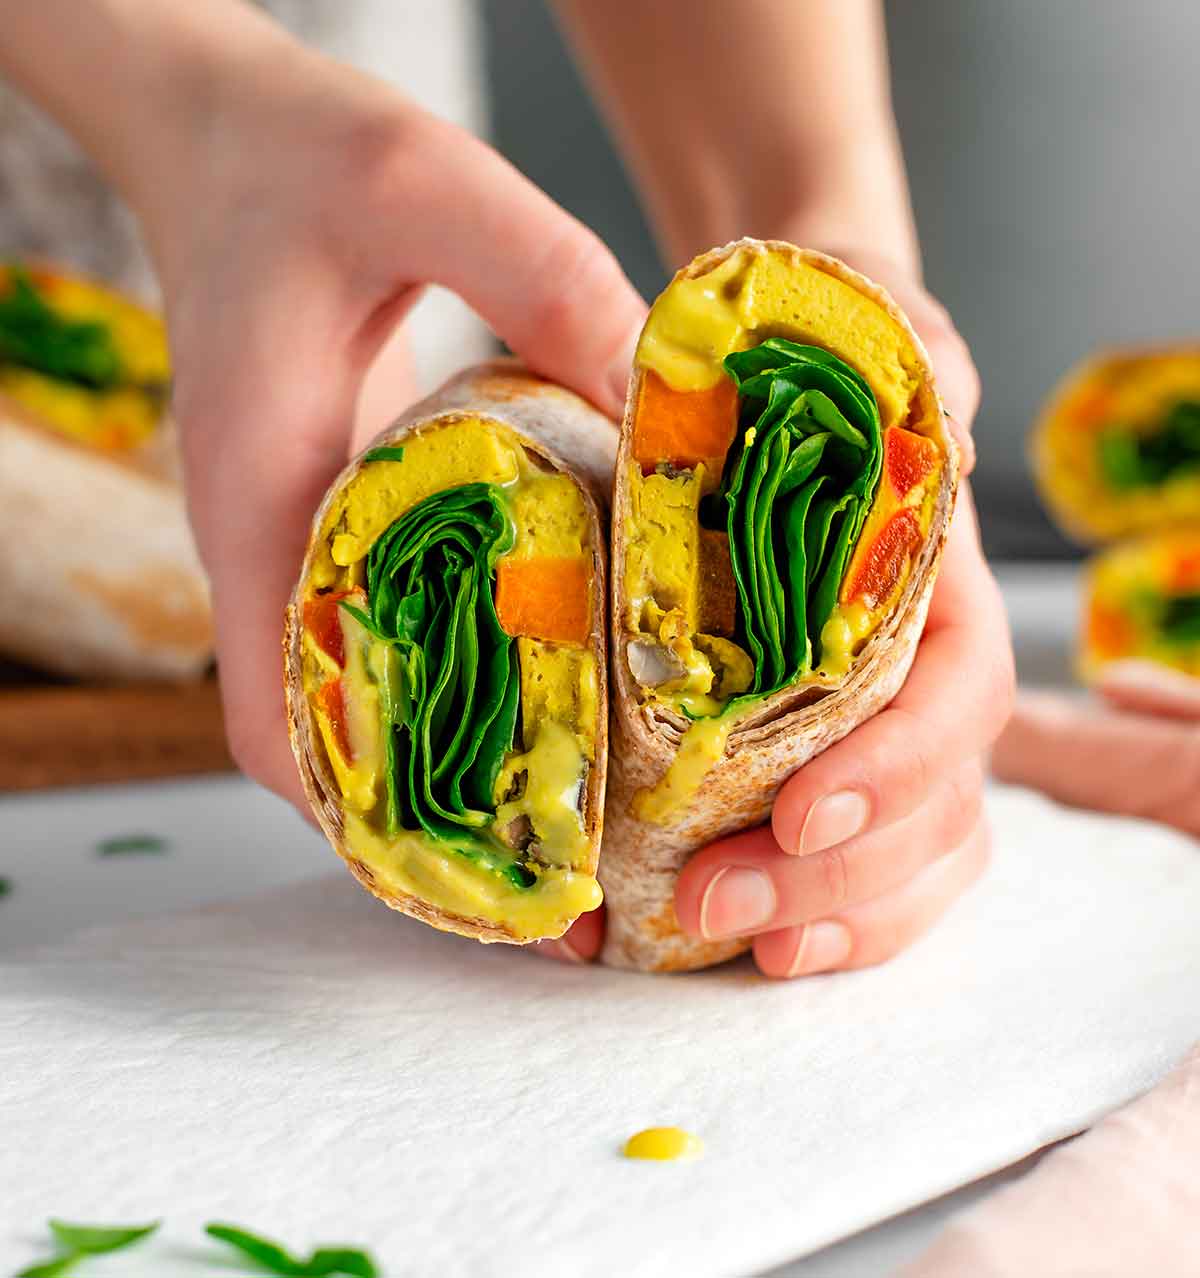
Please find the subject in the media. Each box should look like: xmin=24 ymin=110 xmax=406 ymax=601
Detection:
xmin=0 ymin=670 xmax=234 ymax=792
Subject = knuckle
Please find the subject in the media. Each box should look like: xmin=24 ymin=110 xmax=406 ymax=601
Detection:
xmin=943 ymin=764 xmax=985 ymax=848
xmin=223 ymin=721 xmax=261 ymax=782
xmin=888 ymin=706 xmax=939 ymax=802
xmin=966 ymin=821 xmax=994 ymax=882
xmin=987 ymin=648 xmax=1019 ymax=738
xmin=222 ymin=712 xmax=276 ymax=789
xmin=813 ymin=844 xmax=850 ymax=911
xmin=522 ymin=225 xmax=621 ymax=345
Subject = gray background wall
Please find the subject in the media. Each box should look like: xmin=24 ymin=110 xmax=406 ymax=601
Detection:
xmin=483 ymin=1 xmax=1200 ymax=559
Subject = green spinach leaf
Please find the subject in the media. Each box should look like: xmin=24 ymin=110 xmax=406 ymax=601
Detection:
xmin=342 ymin=483 xmax=529 ymax=886
xmin=719 ymin=339 xmax=882 ymax=689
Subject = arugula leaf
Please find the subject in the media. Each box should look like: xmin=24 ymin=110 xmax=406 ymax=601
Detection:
xmin=0 ymin=267 xmax=124 ymax=390
xmin=0 ymin=876 xmax=10 ymax=898
xmin=16 ymin=1219 xmax=159 ymax=1277
xmin=361 ymin=446 xmax=406 ymax=464
xmin=342 ymin=482 xmax=528 ymax=882
xmin=719 ymin=338 xmax=882 ymax=690
xmin=205 ymin=1223 xmax=378 ymax=1277
xmin=97 ymin=834 xmax=168 ymax=856
xmin=47 ymin=1220 xmax=160 ymax=1254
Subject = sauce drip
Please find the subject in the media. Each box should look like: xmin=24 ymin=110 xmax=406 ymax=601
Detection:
xmin=622 ymin=1127 xmax=704 ymax=1162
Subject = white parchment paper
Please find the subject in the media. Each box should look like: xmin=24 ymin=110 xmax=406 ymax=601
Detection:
xmin=2 ymin=784 xmax=1198 ymax=1277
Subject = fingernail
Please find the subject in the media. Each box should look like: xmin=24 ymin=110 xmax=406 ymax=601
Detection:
xmin=787 ymin=921 xmax=853 ymax=977
xmin=699 ymin=866 xmax=776 ymax=940
xmin=798 ymin=791 xmax=869 ymax=855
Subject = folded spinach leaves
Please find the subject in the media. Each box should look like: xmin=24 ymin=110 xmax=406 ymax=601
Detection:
xmin=341 ymin=483 xmax=532 ymax=888
xmin=717 ymin=338 xmax=882 ymax=690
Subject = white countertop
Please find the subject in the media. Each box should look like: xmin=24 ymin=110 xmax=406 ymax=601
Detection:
xmin=0 ymin=563 xmax=1089 ymax=1275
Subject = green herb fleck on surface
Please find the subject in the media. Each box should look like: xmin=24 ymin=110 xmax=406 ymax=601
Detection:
xmin=361 ymin=446 xmax=406 ymax=464
xmin=205 ymin=1224 xmax=378 ymax=1277
xmin=16 ymin=1219 xmax=159 ymax=1277
xmin=97 ymin=834 xmax=168 ymax=856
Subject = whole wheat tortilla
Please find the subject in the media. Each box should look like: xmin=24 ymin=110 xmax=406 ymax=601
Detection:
xmin=0 ymin=392 xmax=211 ymax=680
xmin=600 ymin=241 xmax=959 ymax=972
xmin=284 ymin=361 xmax=616 ymax=943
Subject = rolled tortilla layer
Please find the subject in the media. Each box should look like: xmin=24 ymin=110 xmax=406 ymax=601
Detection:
xmin=601 ymin=240 xmax=958 ymax=971
xmin=1081 ymin=530 xmax=1200 ymax=680
xmin=1033 ymin=346 xmax=1200 ymax=543
xmin=286 ymin=362 xmax=615 ymax=944
xmin=0 ymin=262 xmax=211 ymax=679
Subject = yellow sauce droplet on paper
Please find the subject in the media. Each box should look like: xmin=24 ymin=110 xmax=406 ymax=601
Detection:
xmin=622 ymin=1127 xmax=704 ymax=1162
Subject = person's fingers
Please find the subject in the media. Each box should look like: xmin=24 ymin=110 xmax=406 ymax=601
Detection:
xmin=751 ymin=818 xmax=990 ymax=979
xmin=991 ymin=691 xmax=1200 ymax=837
xmin=375 ymin=115 xmax=646 ymax=417
xmin=532 ymin=906 xmax=605 ymax=965
xmin=675 ymin=761 xmax=984 ymax=941
xmin=171 ymin=260 xmax=370 ymax=807
xmin=1097 ymin=660 xmax=1200 ymax=721
xmin=770 ymin=490 xmax=1014 ymax=857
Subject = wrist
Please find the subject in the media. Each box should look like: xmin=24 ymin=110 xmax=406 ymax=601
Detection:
xmin=747 ymin=131 xmax=921 ymax=282
xmin=657 ymin=130 xmax=920 ymax=284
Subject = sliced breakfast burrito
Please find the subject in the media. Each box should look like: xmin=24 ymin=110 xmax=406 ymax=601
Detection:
xmin=1081 ymin=530 xmax=1200 ymax=681
xmin=601 ymin=239 xmax=959 ymax=971
xmin=286 ymin=364 xmax=614 ymax=943
xmin=0 ymin=261 xmax=211 ymax=679
xmin=1034 ymin=347 xmax=1200 ymax=543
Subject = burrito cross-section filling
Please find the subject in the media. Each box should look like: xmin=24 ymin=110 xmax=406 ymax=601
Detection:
xmin=622 ymin=243 xmax=946 ymax=818
xmin=602 ymin=240 xmax=957 ymax=971
xmin=293 ymin=401 xmax=607 ymax=943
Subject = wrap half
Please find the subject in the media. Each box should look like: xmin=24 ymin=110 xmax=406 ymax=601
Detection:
xmin=285 ymin=363 xmax=615 ymax=943
xmin=601 ymin=240 xmax=958 ymax=971
xmin=1081 ymin=530 xmax=1200 ymax=681
xmin=0 ymin=262 xmax=211 ymax=679
xmin=1033 ymin=347 xmax=1200 ymax=543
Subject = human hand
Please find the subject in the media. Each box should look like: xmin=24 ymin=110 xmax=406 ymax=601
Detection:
xmin=543 ymin=258 xmax=1015 ymax=975
xmin=134 ymin=26 xmax=644 ymax=810
xmin=993 ymin=662 xmax=1200 ymax=837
